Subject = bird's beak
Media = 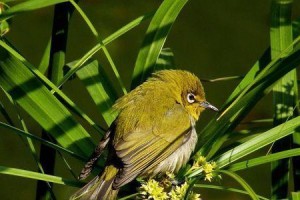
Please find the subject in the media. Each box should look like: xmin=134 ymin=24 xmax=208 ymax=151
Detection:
xmin=200 ymin=101 xmax=219 ymax=112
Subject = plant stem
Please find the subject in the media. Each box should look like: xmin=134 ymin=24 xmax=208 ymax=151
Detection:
xmin=36 ymin=2 xmax=73 ymax=200
xmin=270 ymin=0 xmax=297 ymax=199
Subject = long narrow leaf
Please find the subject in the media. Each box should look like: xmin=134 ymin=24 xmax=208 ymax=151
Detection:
xmin=229 ymin=148 xmax=300 ymax=171
xmin=72 ymin=60 xmax=118 ymax=125
xmin=270 ymin=1 xmax=295 ymax=198
xmin=131 ymin=0 xmax=188 ymax=88
xmin=219 ymin=170 xmax=259 ymax=200
xmin=0 ymin=40 xmax=105 ymax=135
xmin=38 ymin=39 xmax=51 ymax=74
xmin=224 ymin=48 xmax=270 ymax=108
xmin=0 ymin=121 xmax=85 ymax=161
xmin=69 ymin=0 xmax=127 ymax=95
xmin=197 ymin=36 xmax=300 ymax=159
xmin=194 ymin=184 xmax=268 ymax=200
xmin=0 ymin=0 xmax=68 ymax=20
xmin=0 ymin=165 xmax=83 ymax=187
xmin=216 ymin=115 xmax=300 ymax=169
xmin=154 ymin=48 xmax=176 ymax=71
xmin=57 ymin=13 xmax=153 ymax=89
xmin=292 ymin=192 xmax=300 ymax=200
xmin=0 ymin=43 xmax=95 ymax=157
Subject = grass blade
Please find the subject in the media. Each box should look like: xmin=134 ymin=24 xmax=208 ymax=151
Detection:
xmin=0 ymin=165 xmax=83 ymax=188
xmin=224 ymin=48 xmax=270 ymax=108
xmin=38 ymin=38 xmax=51 ymax=74
xmin=194 ymin=184 xmax=268 ymax=200
xmin=0 ymin=40 xmax=105 ymax=135
xmin=229 ymin=148 xmax=300 ymax=171
xmin=270 ymin=1 xmax=296 ymax=198
xmin=292 ymin=192 xmax=300 ymax=200
xmin=197 ymin=36 xmax=300 ymax=159
xmin=0 ymin=42 xmax=95 ymax=157
xmin=131 ymin=0 xmax=188 ymax=89
xmin=189 ymin=115 xmax=300 ymax=179
xmin=71 ymin=59 xmax=118 ymax=125
xmin=57 ymin=13 xmax=153 ymax=89
xmin=69 ymin=0 xmax=127 ymax=95
xmin=0 ymin=121 xmax=86 ymax=161
xmin=216 ymin=115 xmax=300 ymax=169
xmin=0 ymin=0 xmax=68 ymax=21
xmin=219 ymin=170 xmax=259 ymax=200
xmin=36 ymin=3 xmax=73 ymax=199
xmin=154 ymin=47 xmax=176 ymax=71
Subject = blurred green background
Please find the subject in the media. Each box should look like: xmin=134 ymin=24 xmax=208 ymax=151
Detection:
xmin=1 ymin=0 xmax=300 ymax=199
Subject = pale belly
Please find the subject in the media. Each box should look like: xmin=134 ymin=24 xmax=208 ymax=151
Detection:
xmin=152 ymin=127 xmax=198 ymax=175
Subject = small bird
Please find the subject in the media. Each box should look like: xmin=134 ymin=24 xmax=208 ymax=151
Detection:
xmin=71 ymin=70 xmax=218 ymax=200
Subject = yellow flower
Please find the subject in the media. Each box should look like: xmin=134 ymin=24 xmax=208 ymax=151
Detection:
xmin=189 ymin=155 xmax=218 ymax=182
xmin=197 ymin=156 xmax=206 ymax=165
xmin=169 ymin=182 xmax=188 ymax=200
xmin=188 ymin=192 xmax=202 ymax=200
xmin=139 ymin=174 xmax=202 ymax=199
xmin=203 ymin=162 xmax=214 ymax=174
xmin=204 ymin=173 xmax=213 ymax=182
xmin=140 ymin=179 xmax=168 ymax=200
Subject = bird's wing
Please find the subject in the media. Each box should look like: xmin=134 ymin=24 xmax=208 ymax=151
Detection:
xmin=113 ymin=104 xmax=192 ymax=188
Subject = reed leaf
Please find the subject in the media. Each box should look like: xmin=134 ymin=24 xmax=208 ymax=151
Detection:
xmin=270 ymin=0 xmax=296 ymax=198
xmin=131 ymin=0 xmax=188 ymax=89
xmin=0 ymin=42 xmax=95 ymax=157
xmin=0 ymin=165 xmax=83 ymax=187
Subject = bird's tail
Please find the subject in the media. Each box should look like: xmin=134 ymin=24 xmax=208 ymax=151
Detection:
xmin=70 ymin=165 xmax=119 ymax=200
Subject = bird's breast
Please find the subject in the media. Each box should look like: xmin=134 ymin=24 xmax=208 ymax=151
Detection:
xmin=152 ymin=125 xmax=198 ymax=175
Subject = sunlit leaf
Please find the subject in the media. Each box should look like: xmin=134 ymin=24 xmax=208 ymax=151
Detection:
xmin=0 ymin=165 xmax=83 ymax=187
xmin=131 ymin=0 xmax=188 ymax=88
xmin=0 ymin=43 xmax=95 ymax=157
xmin=219 ymin=170 xmax=259 ymax=200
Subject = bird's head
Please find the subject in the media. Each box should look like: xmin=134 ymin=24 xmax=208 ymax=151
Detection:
xmin=153 ymin=70 xmax=219 ymax=120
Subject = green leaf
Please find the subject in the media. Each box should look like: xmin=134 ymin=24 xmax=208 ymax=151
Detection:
xmin=71 ymin=60 xmax=118 ymax=126
xmin=216 ymin=115 xmax=300 ymax=169
xmin=57 ymin=13 xmax=153 ymax=89
xmin=154 ymin=47 xmax=176 ymax=71
xmin=219 ymin=170 xmax=259 ymax=200
xmin=229 ymin=148 xmax=300 ymax=171
xmin=68 ymin=0 xmax=127 ymax=95
xmin=0 ymin=121 xmax=86 ymax=161
xmin=0 ymin=39 xmax=105 ymax=135
xmin=224 ymin=48 xmax=270 ymax=108
xmin=38 ymin=39 xmax=51 ymax=74
xmin=0 ymin=0 xmax=68 ymax=21
xmin=0 ymin=165 xmax=83 ymax=187
xmin=0 ymin=99 xmax=14 ymax=125
xmin=292 ymin=192 xmax=300 ymax=200
xmin=270 ymin=0 xmax=296 ymax=199
xmin=0 ymin=43 xmax=95 ymax=157
xmin=197 ymin=36 xmax=300 ymax=159
xmin=194 ymin=184 xmax=268 ymax=200
xmin=131 ymin=0 xmax=188 ymax=89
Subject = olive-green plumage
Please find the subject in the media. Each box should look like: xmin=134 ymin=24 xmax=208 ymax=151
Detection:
xmin=71 ymin=70 xmax=218 ymax=200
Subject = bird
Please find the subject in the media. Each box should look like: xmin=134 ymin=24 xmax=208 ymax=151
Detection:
xmin=70 ymin=69 xmax=218 ymax=200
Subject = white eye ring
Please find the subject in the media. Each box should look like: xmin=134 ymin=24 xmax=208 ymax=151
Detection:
xmin=187 ymin=93 xmax=195 ymax=103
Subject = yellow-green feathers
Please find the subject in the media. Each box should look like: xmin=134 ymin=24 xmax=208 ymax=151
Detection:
xmin=72 ymin=70 xmax=213 ymax=200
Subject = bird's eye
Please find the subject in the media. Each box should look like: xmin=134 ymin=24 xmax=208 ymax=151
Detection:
xmin=187 ymin=93 xmax=195 ymax=103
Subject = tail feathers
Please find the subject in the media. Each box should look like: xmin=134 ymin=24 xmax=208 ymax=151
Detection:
xmin=70 ymin=166 xmax=119 ymax=200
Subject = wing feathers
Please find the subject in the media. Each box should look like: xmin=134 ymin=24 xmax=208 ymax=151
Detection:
xmin=112 ymin=104 xmax=192 ymax=188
